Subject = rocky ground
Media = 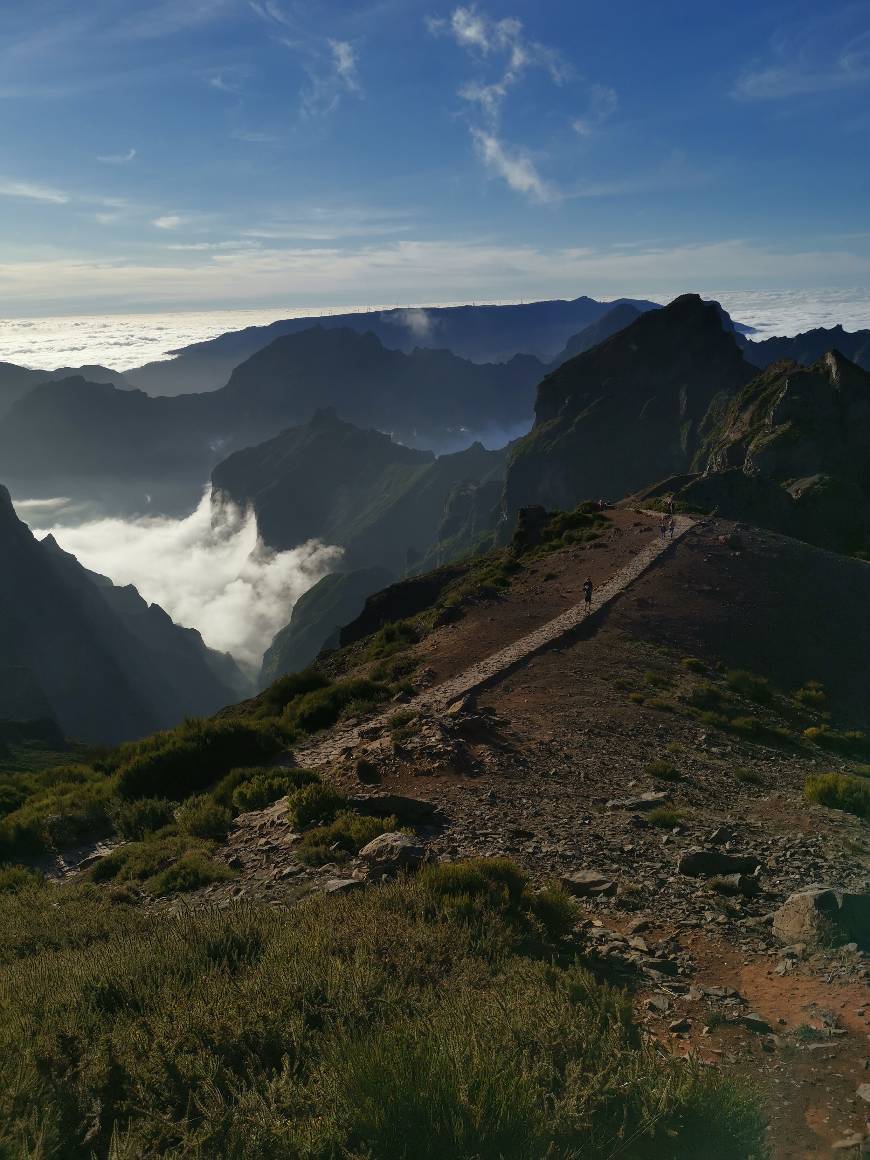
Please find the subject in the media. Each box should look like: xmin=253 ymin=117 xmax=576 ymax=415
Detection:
xmin=175 ymin=513 xmax=869 ymax=1158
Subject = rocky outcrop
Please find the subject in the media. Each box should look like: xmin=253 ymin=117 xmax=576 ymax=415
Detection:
xmin=504 ymin=295 xmax=753 ymax=518
xmin=680 ymin=351 xmax=870 ymax=554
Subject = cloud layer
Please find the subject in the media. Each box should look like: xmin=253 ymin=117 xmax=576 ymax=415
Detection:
xmin=29 ymin=492 xmax=342 ymax=674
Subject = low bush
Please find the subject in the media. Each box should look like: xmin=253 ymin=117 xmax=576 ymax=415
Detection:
xmin=0 ymin=861 xmax=765 ymax=1158
xmin=803 ymin=724 xmax=867 ymax=754
xmin=255 ymin=668 xmax=330 ymax=717
xmin=647 ymin=807 xmax=682 ymax=828
xmin=680 ymin=657 xmax=706 ymax=674
xmin=147 ymin=852 xmax=234 ymax=897
xmin=644 ymin=670 xmax=670 ymax=688
xmin=176 ymin=795 xmax=233 ymax=841
xmin=282 ymin=678 xmax=390 ymax=734
xmin=0 ymin=864 xmax=44 ymax=893
xmin=231 ymin=767 xmax=321 ymax=814
xmin=726 ymin=669 xmax=772 ymax=703
xmin=287 ymin=782 xmax=348 ymax=829
xmin=297 ymin=811 xmax=398 ymax=865
xmin=0 ymin=770 xmax=114 ymax=861
xmin=794 ymin=681 xmax=827 ymax=709
xmin=645 ymin=760 xmax=682 ymax=782
xmin=734 ymin=767 xmax=763 ymax=785
xmin=115 ymin=718 xmax=283 ymax=801
xmin=804 ymin=772 xmax=870 ymax=820
xmin=363 ymin=620 xmax=420 ymax=661
xmin=686 ymin=682 xmax=724 ymax=709
xmin=111 ymin=796 xmax=175 ymax=840
xmin=645 ymin=697 xmax=677 ymax=713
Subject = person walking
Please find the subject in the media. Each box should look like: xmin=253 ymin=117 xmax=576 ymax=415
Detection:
xmin=583 ymin=577 xmax=593 ymax=612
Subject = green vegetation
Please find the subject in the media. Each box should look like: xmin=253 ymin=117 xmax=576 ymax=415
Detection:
xmin=645 ymin=759 xmax=683 ymax=782
xmin=680 ymin=656 xmax=707 ymax=674
xmin=804 ymin=772 xmax=870 ymax=820
xmin=287 ymin=781 xmax=348 ymax=829
xmin=176 ymin=794 xmax=233 ymax=842
xmin=794 ymin=680 xmax=827 ymax=709
xmin=110 ymin=796 xmax=175 ymax=840
xmin=229 ymin=766 xmax=320 ymax=813
xmin=0 ymin=861 xmax=763 ymax=1159
xmin=647 ymin=807 xmax=683 ymax=828
xmin=0 ymin=763 xmax=114 ymax=862
xmin=734 ymin=767 xmax=764 ymax=786
xmin=803 ymin=724 xmax=867 ymax=754
xmin=282 ymin=676 xmax=390 ymax=734
xmin=725 ymin=669 xmax=772 ymax=704
xmin=297 ymin=810 xmax=399 ymax=865
xmin=90 ymin=832 xmax=232 ymax=896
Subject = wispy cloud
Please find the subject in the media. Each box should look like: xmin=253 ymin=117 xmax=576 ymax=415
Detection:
xmin=470 ymin=129 xmax=553 ymax=202
xmin=250 ymin=2 xmax=364 ymax=116
xmin=152 ymin=214 xmax=185 ymax=230
xmin=97 ymin=147 xmax=137 ymax=164
xmin=733 ymin=18 xmax=870 ymax=101
xmin=0 ymin=178 xmax=69 ymax=204
xmin=573 ymin=84 xmax=618 ymax=136
xmin=428 ymin=4 xmax=606 ymax=202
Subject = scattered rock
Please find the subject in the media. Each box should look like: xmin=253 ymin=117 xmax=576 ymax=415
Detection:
xmin=678 ymin=848 xmax=761 ymax=877
xmin=708 ymin=825 xmax=734 ymax=845
xmin=741 ymin=1013 xmax=773 ymax=1034
xmin=560 ymin=869 xmax=617 ymax=897
xmin=711 ymin=872 xmax=763 ymax=897
xmin=857 ymin=1083 xmax=870 ymax=1104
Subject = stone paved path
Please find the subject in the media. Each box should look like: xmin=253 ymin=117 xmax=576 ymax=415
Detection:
xmin=295 ymin=513 xmax=696 ymax=769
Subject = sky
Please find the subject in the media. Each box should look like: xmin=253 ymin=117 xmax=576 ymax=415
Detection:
xmin=1 ymin=0 xmax=869 ymax=316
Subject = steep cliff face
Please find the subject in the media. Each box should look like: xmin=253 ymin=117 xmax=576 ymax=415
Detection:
xmin=680 ymin=351 xmax=870 ymax=553
xmin=211 ymin=410 xmax=507 ymax=572
xmin=0 ymin=486 xmax=241 ymax=743
xmin=503 ymin=295 xmax=753 ymax=517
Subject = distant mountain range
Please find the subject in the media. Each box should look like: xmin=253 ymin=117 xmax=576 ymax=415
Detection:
xmin=123 ymin=295 xmax=662 ymax=395
xmin=0 ymin=485 xmax=242 ymax=742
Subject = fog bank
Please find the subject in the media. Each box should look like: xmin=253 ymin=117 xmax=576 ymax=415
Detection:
xmin=31 ymin=492 xmax=343 ymax=675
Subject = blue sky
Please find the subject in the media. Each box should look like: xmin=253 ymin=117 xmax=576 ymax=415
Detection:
xmin=1 ymin=0 xmax=869 ymax=315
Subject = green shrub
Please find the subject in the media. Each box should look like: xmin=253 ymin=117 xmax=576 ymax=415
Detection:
xmin=644 ymin=670 xmax=670 ymax=688
xmin=256 ymin=668 xmax=330 ymax=717
xmin=111 ymin=796 xmax=175 ymax=840
xmin=726 ymin=669 xmax=772 ymax=703
xmin=681 ymin=657 xmax=706 ymax=674
xmin=794 ymin=682 xmax=827 ymax=709
xmin=0 ymin=861 xmax=766 ymax=1158
xmin=628 ymin=692 xmax=646 ymax=704
xmin=0 ymin=772 xmax=114 ymax=860
xmin=297 ymin=811 xmax=398 ymax=865
xmin=147 ymin=852 xmax=234 ymax=897
xmin=524 ymin=885 xmax=576 ymax=938
xmin=686 ymin=682 xmax=723 ymax=709
xmin=0 ymin=781 xmax=27 ymax=817
xmin=176 ymin=795 xmax=233 ymax=841
xmin=734 ymin=767 xmax=763 ymax=785
xmin=647 ymin=807 xmax=682 ymax=828
xmin=363 ymin=620 xmax=419 ymax=661
xmin=282 ymin=678 xmax=390 ymax=735
xmin=115 ymin=718 xmax=283 ymax=801
xmin=287 ymin=782 xmax=348 ymax=829
xmin=645 ymin=760 xmax=682 ymax=781
xmin=231 ymin=767 xmax=321 ymax=814
xmin=730 ymin=715 xmax=765 ymax=737
xmin=804 ymin=724 xmax=867 ymax=754
xmin=646 ymin=697 xmax=676 ymax=713
xmin=804 ymin=773 xmax=870 ymax=820
xmin=0 ymin=865 xmax=44 ymax=893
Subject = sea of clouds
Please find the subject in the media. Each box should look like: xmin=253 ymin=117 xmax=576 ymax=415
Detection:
xmin=2 ymin=288 xmax=869 ymax=372
xmin=23 ymin=493 xmax=342 ymax=676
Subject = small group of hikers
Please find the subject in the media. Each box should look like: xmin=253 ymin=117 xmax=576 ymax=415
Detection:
xmin=660 ymin=515 xmax=677 ymax=540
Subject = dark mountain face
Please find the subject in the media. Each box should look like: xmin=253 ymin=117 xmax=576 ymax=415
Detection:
xmin=260 ymin=565 xmax=394 ymax=684
xmin=551 ymin=303 xmax=645 ymax=364
xmin=0 ymin=328 xmax=538 ymax=513
xmin=503 ymin=294 xmax=754 ymax=517
xmin=742 ymin=325 xmax=870 ymax=372
xmin=124 ymin=296 xmax=661 ymax=396
xmin=211 ymin=409 xmax=507 ymax=572
xmin=678 ymin=350 xmax=870 ymax=553
xmin=0 ymin=485 xmax=242 ymax=743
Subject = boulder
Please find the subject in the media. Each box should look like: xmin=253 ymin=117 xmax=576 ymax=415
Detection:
xmin=358 ymin=832 xmax=424 ymax=877
xmin=323 ymin=877 xmax=364 ymax=895
xmin=560 ymin=870 xmax=617 ymax=897
xmin=772 ymin=886 xmax=870 ymax=949
xmin=678 ymin=848 xmax=760 ymax=877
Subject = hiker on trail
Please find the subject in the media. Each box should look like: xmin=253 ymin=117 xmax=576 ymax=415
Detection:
xmin=660 ymin=517 xmax=668 ymax=541
xmin=583 ymin=577 xmax=593 ymax=611
xmin=668 ymin=515 xmax=677 ymax=539
xmin=666 ymin=495 xmax=675 ymax=516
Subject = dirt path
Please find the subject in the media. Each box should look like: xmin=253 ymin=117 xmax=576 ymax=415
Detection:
xmin=295 ymin=513 xmax=696 ymax=769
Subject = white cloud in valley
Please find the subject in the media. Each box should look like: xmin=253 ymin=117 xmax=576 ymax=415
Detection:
xmin=31 ymin=492 xmax=343 ymax=674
